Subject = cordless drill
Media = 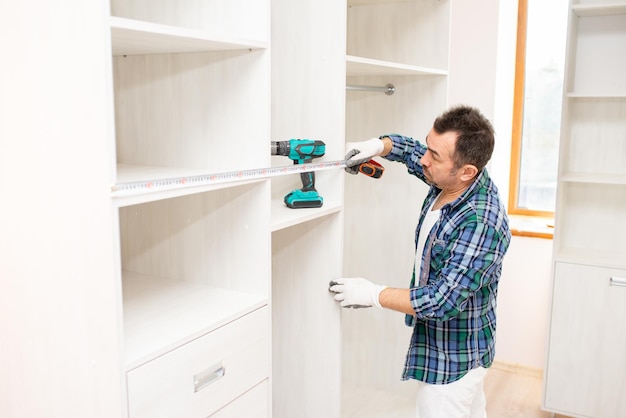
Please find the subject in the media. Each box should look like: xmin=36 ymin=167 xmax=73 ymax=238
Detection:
xmin=271 ymin=139 xmax=326 ymax=208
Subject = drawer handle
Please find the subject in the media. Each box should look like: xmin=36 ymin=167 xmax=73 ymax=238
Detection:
xmin=194 ymin=362 xmax=225 ymax=393
xmin=610 ymin=277 xmax=626 ymax=288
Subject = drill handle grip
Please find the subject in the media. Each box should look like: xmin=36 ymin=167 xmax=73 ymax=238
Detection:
xmin=300 ymin=171 xmax=316 ymax=192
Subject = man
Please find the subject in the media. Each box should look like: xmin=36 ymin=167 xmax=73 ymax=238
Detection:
xmin=329 ymin=105 xmax=511 ymax=418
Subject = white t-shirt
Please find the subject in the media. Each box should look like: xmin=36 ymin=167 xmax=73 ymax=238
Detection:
xmin=414 ymin=197 xmax=441 ymax=282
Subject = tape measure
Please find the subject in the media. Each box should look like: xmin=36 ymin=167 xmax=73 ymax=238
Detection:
xmin=111 ymin=160 xmax=347 ymax=197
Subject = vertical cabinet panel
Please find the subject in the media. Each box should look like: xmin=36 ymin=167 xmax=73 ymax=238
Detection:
xmin=270 ymin=0 xmax=346 ymax=417
xmin=1 ymin=2 xmax=127 ymax=417
xmin=271 ymin=216 xmax=343 ymax=418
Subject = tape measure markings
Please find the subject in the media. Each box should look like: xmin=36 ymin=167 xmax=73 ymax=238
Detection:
xmin=111 ymin=160 xmax=347 ymax=197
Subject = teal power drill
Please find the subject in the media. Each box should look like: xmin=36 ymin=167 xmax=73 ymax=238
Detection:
xmin=271 ymin=139 xmax=326 ymax=208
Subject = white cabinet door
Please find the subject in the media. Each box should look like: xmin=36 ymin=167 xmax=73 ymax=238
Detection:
xmin=544 ymin=262 xmax=626 ymax=417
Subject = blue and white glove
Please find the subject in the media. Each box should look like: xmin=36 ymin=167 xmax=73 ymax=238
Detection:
xmin=344 ymin=138 xmax=384 ymax=175
xmin=329 ymin=278 xmax=386 ymax=309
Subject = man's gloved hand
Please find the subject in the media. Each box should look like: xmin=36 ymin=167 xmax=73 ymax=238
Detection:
xmin=344 ymin=138 xmax=384 ymax=175
xmin=328 ymin=278 xmax=386 ymax=309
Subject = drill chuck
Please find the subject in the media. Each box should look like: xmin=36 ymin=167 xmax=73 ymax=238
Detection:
xmin=271 ymin=141 xmax=290 ymax=156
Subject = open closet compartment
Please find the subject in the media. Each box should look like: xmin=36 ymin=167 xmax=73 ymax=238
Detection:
xmin=342 ymin=0 xmax=450 ymax=407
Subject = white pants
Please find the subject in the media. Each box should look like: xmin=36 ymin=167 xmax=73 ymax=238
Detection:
xmin=415 ymin=367 xmax=488 ymax=418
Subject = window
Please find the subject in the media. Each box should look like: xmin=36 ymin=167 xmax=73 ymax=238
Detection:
xmin=509 ymin=0 xmax=568 ymax=218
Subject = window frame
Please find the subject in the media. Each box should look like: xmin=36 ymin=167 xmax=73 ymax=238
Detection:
xmin=508 ymin=0 xmax=555 ymax=238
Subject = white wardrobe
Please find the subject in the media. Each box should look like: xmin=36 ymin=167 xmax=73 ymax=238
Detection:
xmin=1 ymin=1 xmax=458 ymax=417
xmin=543 ymin=1 xmax=626 ymax=417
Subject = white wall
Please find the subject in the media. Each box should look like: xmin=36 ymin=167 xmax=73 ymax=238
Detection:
xmin=448 ymin=0 xmax=552 ymax=370
xmin=496 ymin=237 xmax=553 ymax=369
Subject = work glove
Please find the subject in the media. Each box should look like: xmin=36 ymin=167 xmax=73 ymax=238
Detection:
xmin=344 ymin=137 xmax=384 ymax=175
xmin=328 ymin=278 xmax=386 ymax=309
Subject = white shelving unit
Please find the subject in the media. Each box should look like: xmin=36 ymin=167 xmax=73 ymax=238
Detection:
xmin=543 ymin=2 xmax=626 ymax=417
xmin=109 ymin=1 xmax=272 ymax=417
xmin=342 ymin=0 xmax=449 ymax=407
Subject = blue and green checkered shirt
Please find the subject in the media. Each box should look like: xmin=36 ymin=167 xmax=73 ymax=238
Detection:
xmin=383 ymin=134 xmax=511 ymax=385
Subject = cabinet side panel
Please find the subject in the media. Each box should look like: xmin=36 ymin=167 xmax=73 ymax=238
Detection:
xmin=272 ymin=216 xmax=342 ymax=418
xmin=271 ymin=0 xmax=345 ymax=416
xmin=0 ymin=1 xmax=126 ymax=417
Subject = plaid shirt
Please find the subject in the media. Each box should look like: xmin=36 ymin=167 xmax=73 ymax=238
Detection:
xmin=383 ymin=134 xmax=511 ymax=385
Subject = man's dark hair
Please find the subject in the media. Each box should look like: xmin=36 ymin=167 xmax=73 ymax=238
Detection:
xmin=432 ymin=105 xmax=495 ymax=172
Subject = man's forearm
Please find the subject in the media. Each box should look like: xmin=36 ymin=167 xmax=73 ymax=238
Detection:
xmin=379 ymin=136 xmax=393 ymax=156
xmin=378 ymin=287 xmax=415 ymax=315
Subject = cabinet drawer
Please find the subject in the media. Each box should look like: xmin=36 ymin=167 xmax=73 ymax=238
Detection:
xmin=210 ymin=381 xmax=268 ymax=418
xmin=545 ymin=263 xmax=626 ymax=417
xmin=127 ymin=306 xmax=269 ymax=418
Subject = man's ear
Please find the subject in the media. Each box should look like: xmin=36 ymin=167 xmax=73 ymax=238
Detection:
xmin=459 ymin=164 xmax=479 ymax=182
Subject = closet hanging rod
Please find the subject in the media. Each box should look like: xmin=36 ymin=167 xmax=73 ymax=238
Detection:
xmin=346 ymin=83 xmax=395 ymax=95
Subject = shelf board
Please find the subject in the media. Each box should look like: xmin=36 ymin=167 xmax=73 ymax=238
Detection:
xmin=346 ymin=55 xmax=447 ymax=77
xmin=573 ymin=3 xmax=626 ymax=17
xmin=110 ymin=16 xmax=267 ymax=56
xmin=112 ymin=164 xmax=267 ymax=207
xmin=113 ymin=162 xmax=346 ymax=207
xmin=123 ymin=272 xmax=267 ymax=371
xmin=271 ymin=198 xmax=342 ymax=231
xmin=560 ymin=172 xmax=626 ymax=185
xmin=567 ymin=92 xmax=626 ymax=99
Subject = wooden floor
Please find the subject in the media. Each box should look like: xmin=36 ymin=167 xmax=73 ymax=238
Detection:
xmin=342 ymin=363 xmax=569 ymax=418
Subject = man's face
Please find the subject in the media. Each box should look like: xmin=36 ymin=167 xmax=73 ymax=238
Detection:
xmin=420 ymin=128 xmax=460 ymax=189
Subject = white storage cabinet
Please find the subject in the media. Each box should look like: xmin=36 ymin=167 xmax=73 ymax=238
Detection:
xmin=543 ymin=1 xmax=626 ymax=417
